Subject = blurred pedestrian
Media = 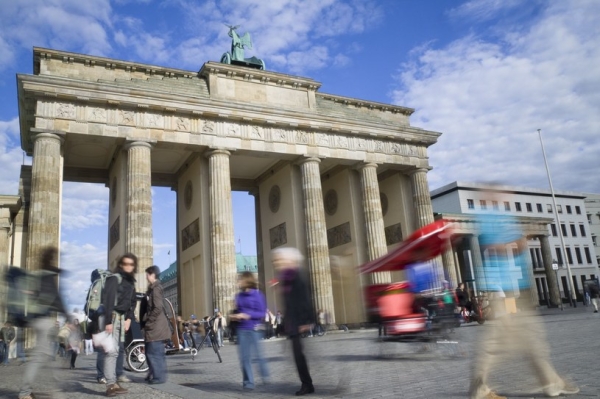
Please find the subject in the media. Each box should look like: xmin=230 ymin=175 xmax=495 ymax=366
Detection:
xmin=469 ymin=191 xmax=579 ymax=399
xmin=140 ymin=265 xmax=171 ymax=384
xmin=272 ymin=247 xmax=315 ymax=396
xmin=18 ymin=247 xmax=67 ymax=399
xmin=1 ymin=321 xmax=16 ymax=365
xmin=213 ymin=312 xmax=227 ymax=347
xmin=231 ymin=271 xmax=270 ymax=390
xmin=67 ymin=319 xmax=82 ymax=369
xmin=275 ymin=311 xmax=284 ymax=338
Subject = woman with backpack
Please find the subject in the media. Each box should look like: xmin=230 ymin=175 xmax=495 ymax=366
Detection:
xmin=140 ymin=265 xmax=171 ymax=384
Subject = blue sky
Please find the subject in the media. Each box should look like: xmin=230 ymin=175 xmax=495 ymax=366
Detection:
xmin=1 ymin=0 xmax=599 ymax=311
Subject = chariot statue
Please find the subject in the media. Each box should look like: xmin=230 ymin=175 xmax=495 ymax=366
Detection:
xmin=220 ymin=25 xmax=265 ymax=70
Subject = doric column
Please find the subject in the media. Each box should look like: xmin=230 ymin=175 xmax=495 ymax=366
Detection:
xmin=539 ymin=235 xmax=561 ymax=306
xmin=468 ymin=234 xmax=484 ymax=291
xmin=26 ymin=132 xmax=63 ymax=271
xmin=441 ymin=237 xmax=458 ymax=286
xmin=298 ymin=157 xmax=336 ymax=324
xmin=357 ymin=163 xmax=390 ymax=284
xmin=207 ymin=149 xmax=237 ymax=316
xmin=408 ymin=168 xmax=435 ymax=229
xmin=0 ymin=210 xmax=10 ymax=319
xmin=125 ymin=141 xmax=153 ymax=292
xmin=517 ymin=237 xmax=540 ymax=308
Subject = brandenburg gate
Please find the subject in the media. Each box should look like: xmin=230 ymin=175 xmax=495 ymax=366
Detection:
xmin=16 ymin=47 xmax=442 ymax=324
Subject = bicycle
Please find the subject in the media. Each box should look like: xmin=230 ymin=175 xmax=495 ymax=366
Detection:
xmin=188 ymin=316 xmax=222 ymax=363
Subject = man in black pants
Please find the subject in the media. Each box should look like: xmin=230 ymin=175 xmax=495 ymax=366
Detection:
xmin=272 ymin=247 xmax=314 ymax=396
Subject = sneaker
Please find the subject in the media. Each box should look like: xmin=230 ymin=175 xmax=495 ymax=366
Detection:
xmin=544 ymin=380 xmax=579 ymax=397
xmin=183 ymin=347 xmax=190 ymax=351
xmin=117 ymin=375 xmax=131 ymax=383
xmin=98 ymin=378 xmax=107 ymax=384
xmin=106 ymin=383 xmax=128 ymax=397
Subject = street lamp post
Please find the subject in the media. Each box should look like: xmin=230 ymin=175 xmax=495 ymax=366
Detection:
xmin=538 ymin=129 xmax=577 ymax=307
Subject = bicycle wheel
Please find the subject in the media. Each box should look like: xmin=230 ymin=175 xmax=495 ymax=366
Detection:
xmin=211 ymin=336 xmax=222 ymax=363
xmin=126 ymin=342 xmax=149 ymax=373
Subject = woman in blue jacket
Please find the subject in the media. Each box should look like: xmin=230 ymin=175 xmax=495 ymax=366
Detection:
xmin=231 ymin=271 xmax=270 ymax=390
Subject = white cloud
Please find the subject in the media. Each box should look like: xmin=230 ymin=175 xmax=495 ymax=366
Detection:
xmin=392 ymin=1 xmax=600 ymax=193
xmin=0 ymin=118 xmax=27 ymax=195
xmin=59 ymin=240 xmax=108 ymax=312
xmin=61 ymin=183 xmax=109 ymax=230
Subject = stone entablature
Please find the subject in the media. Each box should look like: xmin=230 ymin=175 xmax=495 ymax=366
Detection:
xmin=20 ymin=48 xmax=440 ymax=162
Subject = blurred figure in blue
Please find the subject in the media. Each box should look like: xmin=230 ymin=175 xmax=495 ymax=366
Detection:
xmin=469 ymin=190 xmax=579 ymax=399
xmin=18 ymin=247 xmax=66 ymax=399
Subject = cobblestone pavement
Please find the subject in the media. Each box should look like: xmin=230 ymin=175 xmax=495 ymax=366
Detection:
xmin=1 ymin=307 xmax=599 ymax=399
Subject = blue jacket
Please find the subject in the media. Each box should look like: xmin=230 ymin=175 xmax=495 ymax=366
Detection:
xmin=235 ymin=289 xmax=267 ymax=331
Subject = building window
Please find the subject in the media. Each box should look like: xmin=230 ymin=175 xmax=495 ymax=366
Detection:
xmin=550 ymin=224 xmax=558 ymax=237
xmin=584 ymin=247 xmax=592 ymax=263
xmin=575 ymin=206 xmax=581 ymax=214
xmin=565 ymin=247 xmax=573 ymax=264
xmin=580 ymin=224 xmax=586 ymax=237
xmin=480 ymin=200 xmax=487 ymax=210
xmin=557 ymin=205 xmax=563 ymax=213
xmin=492 ymin=200 xmax=499 ymax=210
xmin=561 ymin=224 xmax=568 ymax=237
xmin=587 ymin=214 xmax=592 ymax=223
xmin=536 ymin=203 xmax=543 ymax=212
xmin=575 ymin=247 xmax=583 ymax=264
xmin=570 ymin=224 xmax=577 ymax=237
xmin=526 ymin=203 xmax=532 ymax=212
xmin=515 ymin=202 xmax=522 ymax=212
xmin=547 ymin=204 xmax=552 ymax=213
xmin=593 ymin=236 xmax=598 ymax=246
xmin=504 ymin=201 xmax=511 ymax=211
xmin=555 ymin=248 xmax=563 ymax=265
xmin=566 ymin=205 xmax=572 ymax=214
xmin=467 ymin=199 xmax=474 ymax=209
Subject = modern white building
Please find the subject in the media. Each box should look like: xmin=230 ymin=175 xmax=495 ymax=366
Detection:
xmin=431 ymin=182 xmax=598 ymax=305
xmin=583 ymin=193 xmax=600 ymax=267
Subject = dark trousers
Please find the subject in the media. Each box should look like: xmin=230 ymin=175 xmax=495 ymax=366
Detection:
xmin=291 ymin=334 xmax=312 ymax=386
xmin=69 ymin=349 xmax=78 ymax=368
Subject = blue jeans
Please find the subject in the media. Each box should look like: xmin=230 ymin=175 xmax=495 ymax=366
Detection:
xmin=1 ymin=341 xmax=9 ymax=364
xmin=237 ymin=329 xmax=269 ymax=389
xmin=145 ymin=341 xmax=167 ymax=383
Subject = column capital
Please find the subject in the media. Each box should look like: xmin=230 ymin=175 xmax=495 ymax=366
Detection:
xmin=124 ymin=139 xmax=155 ymax=150
xmin=30 ymin=130 xmax=65 ymax=144
xmin=355 ymin=162 xmax=379 ymax=171
xmin=205 ymin=148 xmax=231 ymax=157
xmin=407 ymin=167 xmax=432 ymax=176
xmin=297 ymin=156 xmax=322 ymax=166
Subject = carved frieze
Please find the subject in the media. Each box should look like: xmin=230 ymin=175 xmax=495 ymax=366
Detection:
xmin=202 ymin=120 xmax=215 ymax=133
xmin=182 ymin=218 xmax=200 ymax=251
xmin=251 ymin=125 xmax=263 ymax=139
xmin=295 ymin=130 xmax=309 ymax=144
xmin=176 ymin=116 xmax=190 ymax=131
xmin=327 ymin=222 xmax=352 ymax=249
xmin=57 ymin=103 xmax=75 ymax=119
xmin=272 ymin=128 xmax=288 ymax=142
xmin=226 ymin=123 xmax=241 ymax=136
xmin=144 ymin=113 xmax=164 ymax=128
xmin=384 ymin=222 xmax=403 ymax=246
xmin=269 ymin=222 xmax=287 ymax=249
xmin=89 ymin=107 xmax=106 ymax=122
xmin=119 ymin=110 xmax=135 ymax=126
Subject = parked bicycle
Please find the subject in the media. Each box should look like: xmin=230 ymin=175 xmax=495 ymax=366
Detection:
xmin=188 ymin=316 xmax=222 ymax=363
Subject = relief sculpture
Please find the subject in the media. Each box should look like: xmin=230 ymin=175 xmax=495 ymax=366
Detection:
xmin=57 ymin=103 xmax=75 ymax=119
xmin=269 ymin=222 xmax=287 ymax=249
xmin=109 ymin=216 xmax=120 ymax=250
xmin=384 ymin=222 xmax=403 ymax=246
xmin=327 ymin=222 xmax=352 ymax=249
xmin=182 ymin=218 xmax=200 ymax=251
xmin=119 ymin=110 xmax=134 ymax=125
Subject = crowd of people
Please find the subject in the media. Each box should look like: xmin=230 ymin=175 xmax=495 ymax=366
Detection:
xmin=5 ymin=246 xmax=319 ymax=398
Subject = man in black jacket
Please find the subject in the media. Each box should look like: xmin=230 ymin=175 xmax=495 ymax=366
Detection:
xmin=272 ymin=247 xmax=315 ymax=396
xmin=102 ymin=253 xmax=138 ymax=397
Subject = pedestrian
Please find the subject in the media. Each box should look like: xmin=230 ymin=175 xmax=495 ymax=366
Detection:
xmin=265 ymin=309 xmax=275 ymax=339
xmin=275 ymin=311 xmax=284 ymax=338
xmin=469 ymin=190 xmax=579 ymax=399
xmin=189 ymin=315 xmax=201 ymax=346
xmin=96 ymin=343 xmax=130 ymax=384
xmin=272 ymin=247 xmax=315 ymax=396
xmin=316 ymin=309 xmax=326 ymax=335
xmin=231 ymin=271 xmax=270 ymax=390
xmin=84 ymin=335 xmax=94 ymax=355
xmin=587 ymin=280 xmax=599 ymax=313
xmin=99 ymin=253 xmax=138 ymax=397
xmin=67 ymin=319 xmax=82 ymax=369
xmin=1 ymin=321 xmax=16 ymax=365
xmin=213 ymin=312 xmax=227 ymax=347
xmin=18 ymin=247 xmax=67 ymax=399
xmin=140 ymin=265 xmax=171 ymax=384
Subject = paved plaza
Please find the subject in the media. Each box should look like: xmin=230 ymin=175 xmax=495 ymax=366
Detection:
xmin=1 ymin=307 xmax=599 ymax=399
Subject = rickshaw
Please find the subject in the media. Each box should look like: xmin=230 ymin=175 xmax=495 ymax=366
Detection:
xmin=360 ymin=220 xmax=462 ymax=355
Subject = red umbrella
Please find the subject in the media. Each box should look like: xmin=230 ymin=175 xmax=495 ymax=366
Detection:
xmin=359 ymin=219 xmax=452 ymax=274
